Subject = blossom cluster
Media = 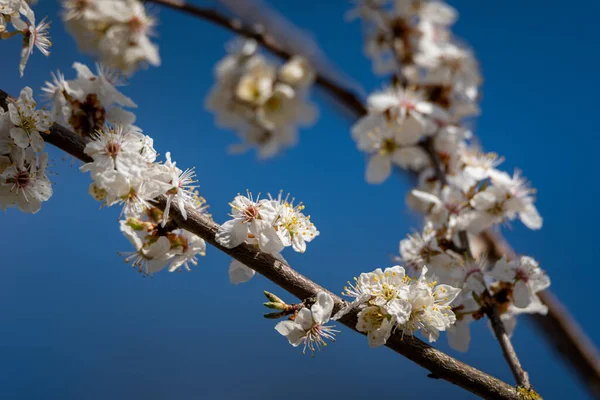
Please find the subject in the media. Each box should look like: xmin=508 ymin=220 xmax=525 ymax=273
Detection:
xmin=350 ymin=0 xmax=480 ymax=121
xmin=351 ymin=0 xmax=481 ymax=183
xmin=42 ymin=62 xmax=137 ymax=137
xmin=216 ymin=191 xmax=319 ymax=284
xmin=400 ymin=228 xmax=550 ymax=350
xmin=0 ymin=0 xmax=51 ymax=76
xmin=39 ymin=65 xmax=212 ymax=276
xmin=61 ymin=0 xmax=159 ymax=74
xmin=206 ymin=39 xmax=317 ymax=159
xmin=351 ymin=0 xmax=551 ymax=351
xmin=80 ymin=122 xmax=210 ymax=275
xmin=0 ymin=87 xmax=52 ymax=213
xmin=335 ymin=265 xmax=460 ymax=347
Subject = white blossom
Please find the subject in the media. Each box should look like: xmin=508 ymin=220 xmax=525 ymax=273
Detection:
xmin=119 ymin=220 xmax=172 ymax=275
xmin=83 ymin=125 xmax=147 ymax=174
xmin=0 ymin=0 xmax=51 ymax=75
xmin=0 ymin=87 xmax=52 ymax=213
xmin=269 ymin=192 xmax=319 ymax=253
xmin=335 ymin=265 xmax=412 ymax=322
xmin=275 ymin=292 xmax=338 ymax=355
xmin=62 ymin=0 xmax=160 ymax=73
xmin=19 ymin=16 xmax=51 ymax=77
xmin=402 ymin=267 xmax=461 ymax=342
xmin=0 ymin=149 xmax=51 ymax=213
xmin=399 ymin=223 xmax=452 ymax=273
xmin=498 ymin=294 xmax=548 ymax=337
xmin=157 ymin=152 xmax=206 ymax=227
xmin=488 ymin=256 xmax=550 ymax=308
xmin=490 ymin=169 xmax=542 ymax=230
xmin=356 ymin=305 xmax=395 ymax=347
xmin=42 ymin=62 xmax=137 ymax=136
xmin=351 ymin=86 xmax=446 ymax=183
xmin=7 ymin=87 xmax=51 ymax=151
xmin=215 ymin=192 xmax=283 ymax=253
xmin=168 ymin=229 xmax=206 ymax=272
xmin=206 ymin=39 xmax=317 ymax=158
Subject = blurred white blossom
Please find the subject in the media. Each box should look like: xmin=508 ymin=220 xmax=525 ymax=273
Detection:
xmin=62 ymin=0 xmax=159 ymax=73
xmin=206 ymin=39 xmax=317 ymax=158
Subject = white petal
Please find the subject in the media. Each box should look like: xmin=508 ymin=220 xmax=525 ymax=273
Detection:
xmin=368 ymin=92 xmax=398 ymax=112
xmin=499 ymin=313 xmax=517 ymax=337
xmin=215 ymin=220 xmax=248 ymax=248
xmin=512 ymin=280 xmax=532 ymax=308
xmin=228 ymin=260 xmax=255 ymax=284
xmin=311 ymin=292 xmax=334 ymax=325
xmin=9 ymin=127 xmax=29 ymax=148
xmin=251 ymin=219 xmax=284 ymax=254
xmin=275 ymin=321 xmax=305 ymax=346
xmin=392 ymin=146 xmax=429 ymax=170
xmin=385 ymin=299 xmax=412 ymax=325
xmin=470 ymin=190 xmax=497 ymax=210
xmin=292 ymin=234 xmax=306 ymax=253
xmin=447 ymin=320 xmax=471 ymax=352
xmin=366 ymin=154 xmax=392 ymax=184
xmin=520 ymin=204 xmax=543 ymax=230
xmin=145 ymin=237 xmax=171 ymax=258
xmin=488 ymin=257 xmax=516 ymax=282
xmin=294 ymin=308 xmax=314 ymax=331
xmin=410 ymin=189 xmax=442 ymax=206
xmin=434 ymin=285 xmax=461 ymax=306
xmin=106 ymin=107 xmax=136 ymax=126
xmin=395 ymin=115 xmax=425 ymax=146
xmin=258 ymin=200 xmax=280 ymax=224
xmin=368 ymin=318 xmax=393 ymax=348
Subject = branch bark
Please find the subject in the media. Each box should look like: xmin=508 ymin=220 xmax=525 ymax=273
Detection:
xmin=140 ymin=1 xmax=600 ymax=396
xmin=1 ymin=88 xmax=520 ymax=399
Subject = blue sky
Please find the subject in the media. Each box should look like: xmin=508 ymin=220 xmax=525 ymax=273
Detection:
xmin=2 ymin=0 xmax=599 ymax=399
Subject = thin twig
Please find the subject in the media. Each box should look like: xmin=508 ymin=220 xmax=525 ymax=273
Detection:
xmin=460 ymin=231 xmax=531 ymax=389
xmin=1 ymin=88 xmax=520 ymax=400
xmin=486 ymin=295 xmax=531 ymax=389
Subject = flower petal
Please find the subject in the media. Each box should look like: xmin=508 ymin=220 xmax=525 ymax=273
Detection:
xmin=228 ymin=260 xmax=255 ymax=284
xmin=311 ymin=292 xmax=334 ymax=325
xmin=216 ymin=220 xmax=247 ymax=248
xmin=366 ymin=154 xmax=391 ymax=184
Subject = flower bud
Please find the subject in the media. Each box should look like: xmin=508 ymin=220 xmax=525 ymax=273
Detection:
xmin=264 ymin=301 xmax=287 ymax=310
xmin=264 ymin=290 xmax=285 ymax=304
xmin=264 ymin=311 xmax=289 ymax=319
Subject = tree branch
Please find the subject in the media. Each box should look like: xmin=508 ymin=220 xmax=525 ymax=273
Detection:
xmin=1 ymin=88 xmax=519 ymax=400
xmin=140 ymin=1 xmax=600 ymax=395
